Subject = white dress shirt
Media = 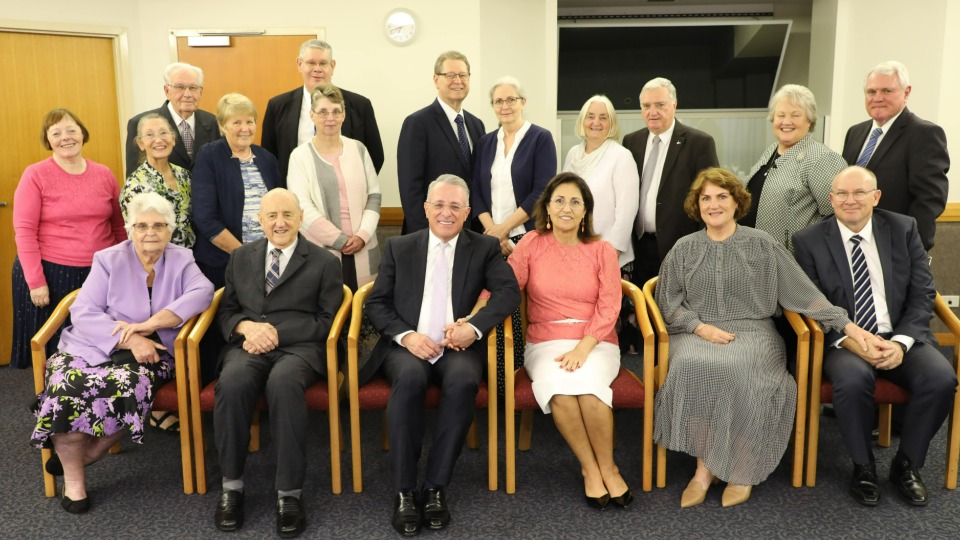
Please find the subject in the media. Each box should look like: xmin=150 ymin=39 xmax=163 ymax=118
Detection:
xmin=857 ymin=108 xmax=904 ymax=159
xmin=436 ymin=97 xmax=473 ymax=151
xmin=265 ymin=238 xmax=299 ymax=280
xmin=639 ymin=119 xmax=677 ymax=233
xmin=490 ymin=121 xmax=531 ymax=239
xmin=298 ymin=86 xmax=314 ymax=147
xmin=167 ymin=102 xmax=195 ymax=135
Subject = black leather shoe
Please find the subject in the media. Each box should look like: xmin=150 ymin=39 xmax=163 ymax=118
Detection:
xmin=610 ymin=488 xmax=634 ymax=508
xmin=890 ymin=454 xmax=928 ymax=506
xmin=849 ymin=461 xmax=880 ymax=506
xmin=421 ymin=487 xmax=451 ymax=530
xmin=392 ymin=490 xmax=421 ymax=536
xmin=214 ymin=490 xmax=244 ymax=532
xmin=277 ymin=496 xmax=306 ymax=538
xmin=61 ymin=494 xmax=90 ymax=514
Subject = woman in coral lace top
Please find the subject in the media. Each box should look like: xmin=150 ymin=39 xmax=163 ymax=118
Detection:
xmin=507 ymin=172 xmax=632 ymax=510
xmin=11 ymin=108 xmax=126 ymax=369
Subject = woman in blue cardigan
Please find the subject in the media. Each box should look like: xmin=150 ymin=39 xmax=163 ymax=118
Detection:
xmin=471 ymin=76 xmax=557 ymax=256
xmin=191 ymin=93 xmax=282 ymax=290
xmin=471 ymin=76 xmax=557 ymax=393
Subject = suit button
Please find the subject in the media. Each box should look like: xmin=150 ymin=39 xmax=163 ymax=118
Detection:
xmin=260 ymin=315 xmax=267 ymax=320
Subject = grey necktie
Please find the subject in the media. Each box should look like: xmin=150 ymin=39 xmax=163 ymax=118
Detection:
xmin=637 ymin=135 xmax=662 ymax=235
xmin=179 ymin=120 xmax=195 ymax=158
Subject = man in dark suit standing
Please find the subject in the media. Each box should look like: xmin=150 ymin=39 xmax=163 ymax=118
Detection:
xmin=622 ymin=77 xmax=718 ymax=288
xmin=363 ymin=175 xmax=519 ymax=536
xmin=397 ymin=51 xmax=485 ymax=234
xmin=841 ymin=61 xmax=949 ymax=252
xmin=793 ymin=166 xmax=956 ymax=507
xmin=124 ymin=62 xmax=221 ymax=176
xmin=261 ymin=39 xmax=384 ymax=178
xmin=212 ymin=188 xmax=343 ymax=538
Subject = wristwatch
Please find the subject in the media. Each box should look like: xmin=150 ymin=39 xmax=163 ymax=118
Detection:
xmin=895 ymin=341 xmax=907 ymax=354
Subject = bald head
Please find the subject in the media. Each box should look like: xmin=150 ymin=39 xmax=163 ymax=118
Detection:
xmin=258 ymin=188 xmax=303 ymax=249
xmin=830 ymin=166 xmax=881 ymax=233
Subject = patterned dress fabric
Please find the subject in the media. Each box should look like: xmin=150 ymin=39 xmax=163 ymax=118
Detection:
xmin=239 ymin=158 xmax=267 ymax=243
xmin=654 ymin=226 xmax=850 ymax=485
xmin=120 ymin=161 xmax=196 ymax=247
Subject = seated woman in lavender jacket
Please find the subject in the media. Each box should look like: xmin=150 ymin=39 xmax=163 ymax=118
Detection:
xmin=30 ymin=192 xmax=214 ymax=514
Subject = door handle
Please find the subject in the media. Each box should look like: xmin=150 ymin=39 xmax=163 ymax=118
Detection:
xmin=0 ymin=202 xmax=7 ymax=207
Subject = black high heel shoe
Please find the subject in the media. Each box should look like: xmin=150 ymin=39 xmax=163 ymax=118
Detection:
xmin=585 ymin=492 xmax=610 ymax=510
xmin=61 ymin=494 xmax=90 ymax=514
xmin=610 ymin=489 xmax=634 ymax=508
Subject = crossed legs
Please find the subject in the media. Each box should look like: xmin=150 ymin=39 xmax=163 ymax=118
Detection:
xmin=52 ymin=430 xmax=124 ymax=500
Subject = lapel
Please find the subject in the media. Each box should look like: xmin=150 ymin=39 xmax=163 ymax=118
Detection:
xmin=825 ymin=220 xmax=856 ymax=313
xmin=451 ymin=231 xmax=473 ymax=314
xmin=634 ymin=128 xmax=650 ymax=166
xmin=281 ymin=88 xmax=303 ymax=137
xmin=160 ymin=102 xmax=192 ymax=166
xmin=431 ymin=100 xmax=470 ymax=170
xmin=868 ymin=109 xmax=909 ymax=167
xmin=872 ymin=213 xmax=895 ymax=304
xmin=410 ymin=231 xmax=430 ymax=311
xmin=272 ymin=235 xmax=309 ymax=292
xmin=249 ymin=239 xmax=269 ymax=297
xmin=662 ymin=122 xmax=687 ymax=178
xmin=340 ymin=90 xmax=355 ymax=137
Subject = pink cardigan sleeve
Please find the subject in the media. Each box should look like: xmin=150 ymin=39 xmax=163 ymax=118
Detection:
xmin=583 ymin=241 xmax=621 ymax=341
xmin=107 ymin=172 xmax=128 ymax=243
xmin=13 ymin=166 xmax=47 ymax=289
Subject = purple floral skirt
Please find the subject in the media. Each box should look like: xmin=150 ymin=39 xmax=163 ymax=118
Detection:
xmin=30 ymin=350 xmax=173 ymax=448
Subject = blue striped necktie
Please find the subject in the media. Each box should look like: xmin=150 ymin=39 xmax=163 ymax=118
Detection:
xmin=856 ymin=127 xmax=883 ymax=167
xmin=265 ymin=248 xmax=281 ymax=294
xmin=850 ymin=235 xmax=878 ymax=334
xmin=454 ymin=114 xmax=470 ymax=162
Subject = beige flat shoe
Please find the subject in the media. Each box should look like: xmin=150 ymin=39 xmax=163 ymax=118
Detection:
xmin=680 ymin=475 xmax=718 ymax=508
xmin=721 ymin=484 xmax=752 ymax=507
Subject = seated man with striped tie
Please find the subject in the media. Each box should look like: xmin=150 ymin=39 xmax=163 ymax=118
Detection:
xmin=793 ymin=166 xmax=957 ymax=507
xmin=363 ymin=175 xmax=519 ymax=536
xmin=212 ymin=188 xmax=343 ymax=537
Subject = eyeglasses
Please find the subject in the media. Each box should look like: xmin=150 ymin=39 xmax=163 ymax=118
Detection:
xmin=312 ymin=108 xmax=344 ymax=119
xmin=492 ymin=96 xmax=523 ymax=108
xmin=550 ymin=197 xmax=584 ymax=210
xmin=301 ymin=60 xmax=332 ymax=69
xmin=426 ymin=202 xmax=467 ymax=214
xmin=132 ymin=222 xmax=171 ymax=233
xmin=169 ymin=84 xmax=202 ymax=93
xmin=140 ymin=130 xmax=173 ymax=141
xmin=832 ymin=189 xmax=876 ymax=202
xmin=437 ymin=72 xmax=470 ymax=81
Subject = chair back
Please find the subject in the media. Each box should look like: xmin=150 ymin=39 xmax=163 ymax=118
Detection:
xmin=30 ymin=289 xmax=80 ymax=394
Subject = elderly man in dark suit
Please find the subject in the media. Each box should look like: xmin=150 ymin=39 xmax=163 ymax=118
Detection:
xmin=212 ymin=188 xmax=343 ymax=538
xmin=841 ymin=61 xmax=950 ymax=252
xmin=397 ymin=51 xmax=485 ymax=234
xmin=124 ymin=62 xmax=221 ymax=176
xmin=261 ymin=39 xmax=384 ymax=178
xmin=622 ymin=77 xmax=719 ymax=288
xmin=793 ymin=166 xmax=956 ymax=507
xmin=363 ymin=175 xmax=519 ymax=536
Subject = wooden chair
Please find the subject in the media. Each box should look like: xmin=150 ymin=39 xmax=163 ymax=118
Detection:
xmin=345 ymin=282 xmax=497 ymax=493
xmin=643 ymin=276 xmax=811 ymax=488
xmin=31 ymin=289 xmax=200 ymax=496
xmin=187 ymin=285 xmax=352 ymax=494
xmin=503 ymin=280 xmax=656 ymax=494
xmin=803 ymin=292 xmax=960 ymax=488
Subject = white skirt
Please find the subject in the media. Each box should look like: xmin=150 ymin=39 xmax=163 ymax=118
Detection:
xmin=524 ymin=339 xmax=621 ymax=414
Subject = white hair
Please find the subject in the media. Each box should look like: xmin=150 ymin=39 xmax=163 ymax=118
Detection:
xmin=640 ymin=77 xmax=677 ymax=103
xmin=300 ymin=39 xmax=333 ymax=58
xmin=426 ymin=175 xmax=470 ymax=203
xmin=124 ymin=192 xmax=176 ymax=236
xmin=767 ymin=84 xmax=819 ymax=130
xmin=163 ymin=62 xmax=204 ymax=86
xmin=489 ymin=76 xmax=526 ymax=101
xmin=866 ymin=60 xmax=910 ymax=89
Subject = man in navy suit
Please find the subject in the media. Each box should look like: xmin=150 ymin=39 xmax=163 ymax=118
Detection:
xmin=397 ymin=51 xmax=485 ymax=234
xmin=793 ymin=166 xmax=956 ymax=507
xmin=363 ymin=175 xmax=519 ymax=536
xmin=841 ymin=61 xmax=949 ymax=252
xmin=261 ymin=39 xmax=384 ymax=178
xmin=124 ymin=62 xmax=221 ymax=176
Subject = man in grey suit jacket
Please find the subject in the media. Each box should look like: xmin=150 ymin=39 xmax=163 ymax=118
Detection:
xmin=622 ymin=77 xmax=718 ymax=288
xmin=793 ymin=166 xmax=956 ymax=507
xmin=841 ymin=61 xmax=949 ymax=252
xmin=363 ymin=175 xmax=519 ymax=536
xmin=397 ymin=51 xmax=485 ymax=234
xmin=261 ymin=39 xmax=384 ymax=178
xmin=124 ymin=62 xmax=221 ymax=176
xmin=212 ymin=189 xmax=343 ymax=538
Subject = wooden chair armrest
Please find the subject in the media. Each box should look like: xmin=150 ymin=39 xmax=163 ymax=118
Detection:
xmin=326 ymin=285 xmax=353 ymax=377
xmin=186 ymin=288 xmax=224 ymax=377
xmin=31 ymin=289 xmax=81 ymax=394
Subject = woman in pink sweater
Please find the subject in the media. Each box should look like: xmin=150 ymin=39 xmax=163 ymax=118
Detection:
xmin=507 ymin=172 xmax=632 ymax=509
xmin=10 ymin=108 xmax=126 ymax=368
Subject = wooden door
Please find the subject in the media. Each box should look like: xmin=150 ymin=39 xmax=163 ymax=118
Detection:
xmin=0 ymin=31 xmax=122 ymax=366
xmin=176 ymin=34 xmax=314 ymax=145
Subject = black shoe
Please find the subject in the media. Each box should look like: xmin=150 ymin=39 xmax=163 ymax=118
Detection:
xmin=277 ymin=496 xmax=306 ymax=538
xmin=214 ymin=490 xmax=244 ymax=532
xmin=890 ymin=454 xmax=928 ymax=506
xmin=392 ymin=490 xmax=421 ymax=536
xmin=61 ymin=494 xmax=90 ymax=514
xmin=46 ymin=454 xmax=64 ymax=476
xmin=610 ymin=488 xmax=634 ymax=508
xmin=585 ymin=492 xmax=611 ymax=510
xmin=849 ymin=461 xmax=880 ymax=506
xmin=421 ymin=487 xmax=451 ymax=530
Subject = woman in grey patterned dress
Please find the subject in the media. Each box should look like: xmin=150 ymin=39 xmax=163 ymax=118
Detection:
xmin=654 ymin=168 xmax=873 ymax=508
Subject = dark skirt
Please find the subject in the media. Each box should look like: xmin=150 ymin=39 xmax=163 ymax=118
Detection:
xmin=31 ymin=350 xmax=174 ymax=448
xmin=495 ymin=233 xmax=527 ymax=397
xmin=10 ymin=257 xmax=90 ymax=369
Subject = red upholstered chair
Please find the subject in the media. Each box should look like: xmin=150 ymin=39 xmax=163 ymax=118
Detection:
xmin=643 ymin=276 xmax=811 ymax=488
xmin=346 ymin=282 xmax=496 ymax=493
xmin=187 ymin=285 xmax=352 ymax=494
xmin=503 ymin=280 xmax=656 ymax=494
xmin=803 ymin=292 xmax=960 ymax=488
xmin=32 ymin=289 xmax=200 ymax=496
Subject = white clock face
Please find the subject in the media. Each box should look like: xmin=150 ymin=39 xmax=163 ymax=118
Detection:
xmin=385 ymin=10 xmax=417 ymax=46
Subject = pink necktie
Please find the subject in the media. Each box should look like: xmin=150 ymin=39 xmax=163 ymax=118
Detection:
xmin=427 ymin=243 xmax=449 ymax=362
